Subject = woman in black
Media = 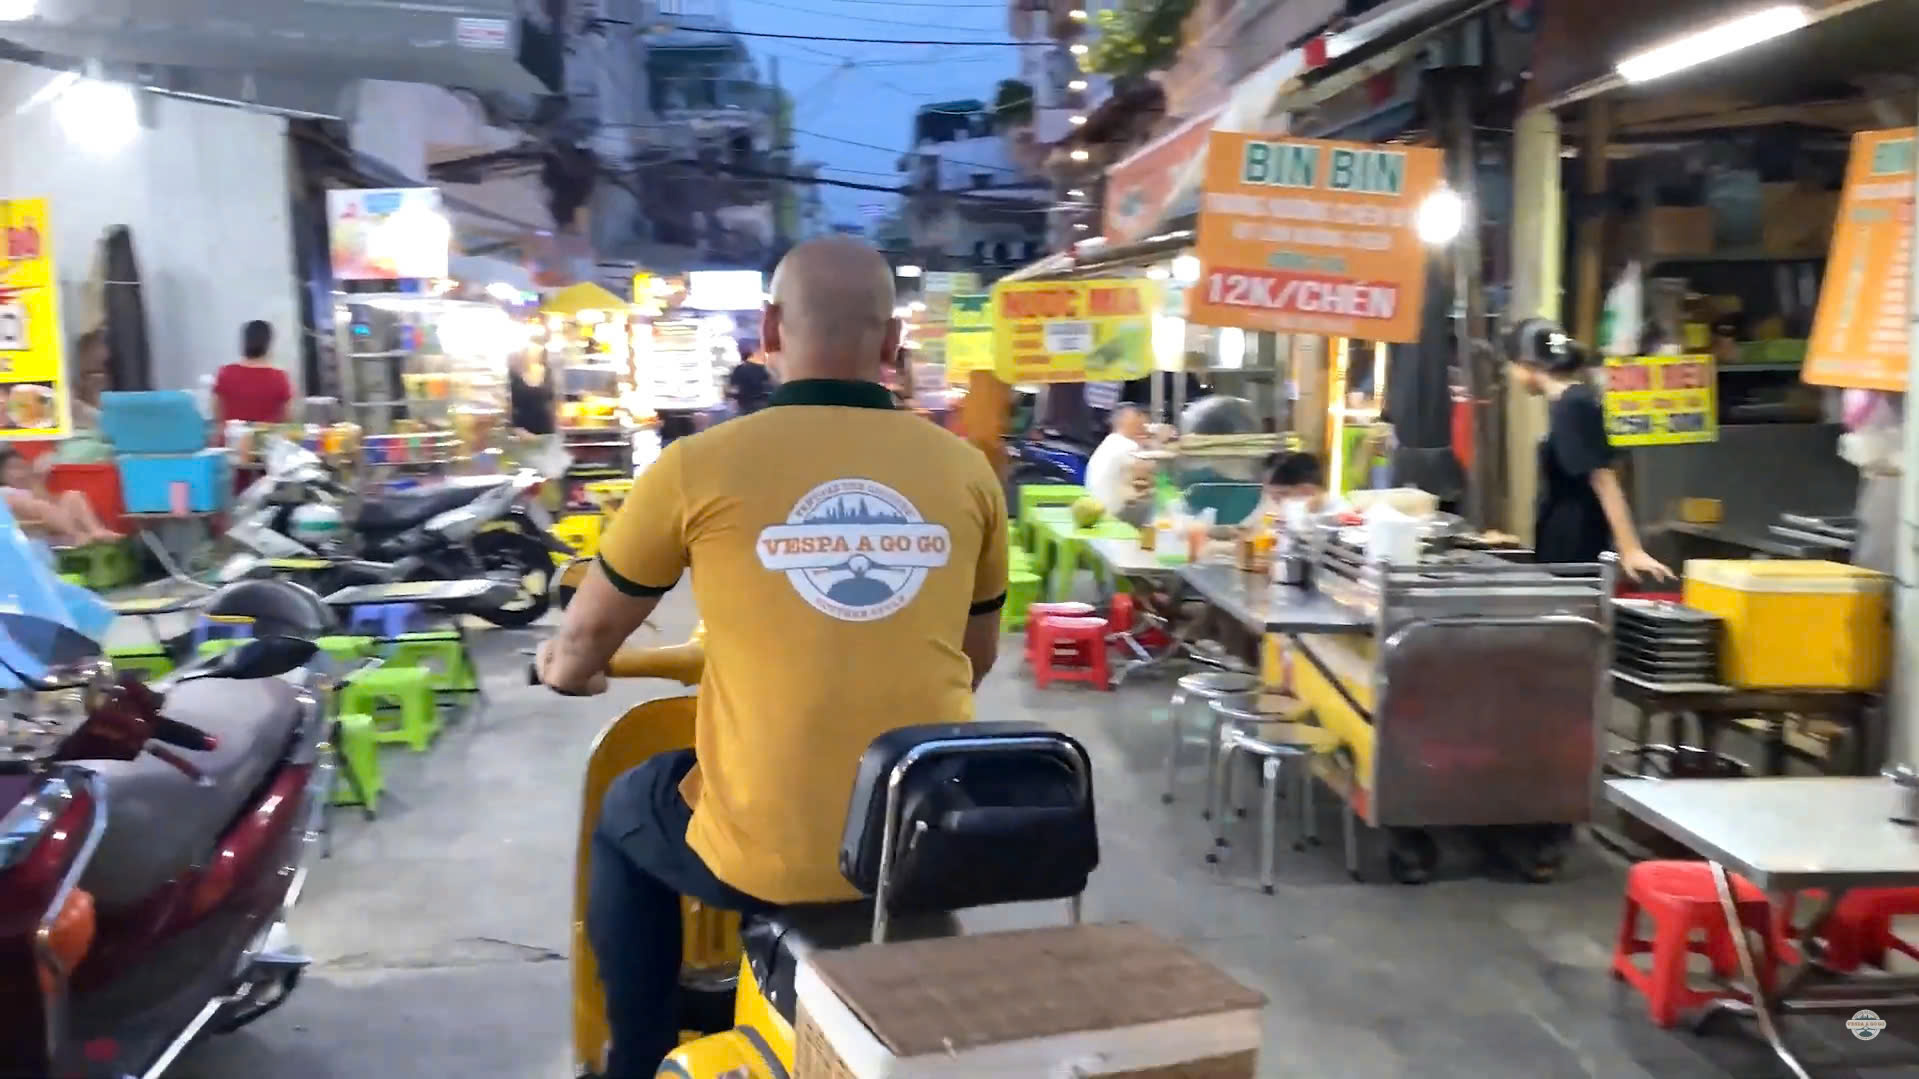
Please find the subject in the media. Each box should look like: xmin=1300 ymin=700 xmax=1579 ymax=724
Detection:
xmin=508 ymin=349 xmax=557 ymax=436
xmin=1506 ymin=319 xmax=1672 ymax=582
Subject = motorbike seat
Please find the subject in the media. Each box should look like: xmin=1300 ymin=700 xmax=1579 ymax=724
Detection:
xmin=354 ymin=476 xmax=509 ymax=533
xmin=79 ymin=677 xmax=310 ymax=909
xmin=741 ymin=903 xmax=957 ymax=1025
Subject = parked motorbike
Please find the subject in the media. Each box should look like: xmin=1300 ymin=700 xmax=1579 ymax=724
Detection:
xmin=0 ymin=573 xmax=335 ymax=1079
xmin=223 ymin=438 xmax=575 ymax=627
xmin=1004 ymin=427 xmax=1094 ymax=491
xmin=534 ymin=632 xmax=1099 ymax=1079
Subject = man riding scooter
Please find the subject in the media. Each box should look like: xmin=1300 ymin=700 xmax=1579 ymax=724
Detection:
xmin=535 ymin=236 xmax=1010 ymax=1078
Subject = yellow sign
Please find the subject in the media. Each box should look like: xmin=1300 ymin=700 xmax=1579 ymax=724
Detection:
xmin=946 ymin=293 xmax=993 ymax=381
xmin=1600 ymin=354 xmax=1718 ymax=446
xmin=0 ymin=198 xmax=68 ymax=439
xmin=1804 ymin=127 xmax=1915 ymax=390
xmin=991 ymin=279 xmax=1156 ymax=384
xmin=1191 ymin=133 xmax=1444 ymax=343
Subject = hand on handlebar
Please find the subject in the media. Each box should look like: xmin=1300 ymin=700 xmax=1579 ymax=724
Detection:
xmin=532 ymin=640 xmax=609 ymax=697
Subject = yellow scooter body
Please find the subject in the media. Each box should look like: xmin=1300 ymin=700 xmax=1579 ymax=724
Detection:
xmin=572 ymin=626 xmax=742 ymax=1078
xmin=661 ymin=959 xmax=795 ymax=1079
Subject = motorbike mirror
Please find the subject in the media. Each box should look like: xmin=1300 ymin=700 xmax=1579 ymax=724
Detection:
xmin=179 ymin=636 xmax=319 ymax=683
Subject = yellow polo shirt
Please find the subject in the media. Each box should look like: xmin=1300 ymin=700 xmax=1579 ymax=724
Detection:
xmin=598 ymin=378 xmax=1008 ymax=903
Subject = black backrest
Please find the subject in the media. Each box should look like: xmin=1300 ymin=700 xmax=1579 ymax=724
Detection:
xmin=837 ymin=722 xmax=1098 ymax=919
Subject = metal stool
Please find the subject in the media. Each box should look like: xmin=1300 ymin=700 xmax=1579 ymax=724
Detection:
xmin=1204 ymin=701 xmax=1330 ymax=894
xmin=1160 ymin=670 xmax=1259 ymax=809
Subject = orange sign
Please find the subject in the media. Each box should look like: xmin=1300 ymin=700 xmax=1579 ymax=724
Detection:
xmin=1103 ymin=107 xmax=1221 ymax=244
xmin=1189 ymin=132 xmax=1443 ymax=342
xmin=1804 ymin=127 xmax=1915 ymax=391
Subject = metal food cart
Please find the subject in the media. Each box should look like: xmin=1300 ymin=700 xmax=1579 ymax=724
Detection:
xmin=1282 ymin=531 xmax=1614 ymax=883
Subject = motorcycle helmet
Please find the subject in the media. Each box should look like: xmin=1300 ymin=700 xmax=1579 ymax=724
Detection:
xmin=289 ymin=503 xmax=346 ymax=547
xmin=1507 ymin=317 xmax=1587 ymax=375
xmin=202 ymin=578 xmax=338 ymax=639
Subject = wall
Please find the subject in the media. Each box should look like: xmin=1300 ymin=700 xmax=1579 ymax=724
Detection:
xmin=0 ymin=60 xmax=301 ymax=396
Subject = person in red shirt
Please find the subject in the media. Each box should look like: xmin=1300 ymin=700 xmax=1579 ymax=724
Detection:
xmin=214 ymin=321 xmax=293 ymax=425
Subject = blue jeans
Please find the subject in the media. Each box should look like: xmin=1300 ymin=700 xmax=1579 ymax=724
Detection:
xmin=586 ymin=750 xmax=772 ymax=1077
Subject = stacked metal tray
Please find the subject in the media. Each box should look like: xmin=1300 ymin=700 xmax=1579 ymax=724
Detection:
xmin=1612 ymin=598 xmax=1722 ymax=686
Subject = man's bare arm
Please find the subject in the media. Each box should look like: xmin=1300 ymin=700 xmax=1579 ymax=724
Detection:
xmin=537 ymin=563 xmax=663 ymax=694
xmin=962 ymin=610 xmax=999 ymax=690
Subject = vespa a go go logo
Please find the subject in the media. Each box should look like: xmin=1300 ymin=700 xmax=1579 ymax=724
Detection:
xmin=757 ymin=479 xmax=952 ymax=621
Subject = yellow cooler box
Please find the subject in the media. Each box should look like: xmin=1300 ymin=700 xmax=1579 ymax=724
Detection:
xmin=1681 ymin=560 xmax=1890 ymax=690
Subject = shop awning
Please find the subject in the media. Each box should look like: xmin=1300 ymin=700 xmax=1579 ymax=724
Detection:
xmin=0 ymin=0 xmax=554 ymax=118
xmin=1526 ymin=0 xmax=1881 ymax=109
xmin=542 ymin=282 xmax=627 ymax=318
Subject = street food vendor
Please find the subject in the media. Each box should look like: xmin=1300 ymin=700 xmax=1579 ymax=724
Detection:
xmin=1506 ymin=319 xmax=1672 ymax=581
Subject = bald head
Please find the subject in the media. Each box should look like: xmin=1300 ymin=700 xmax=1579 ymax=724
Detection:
xmin=762 ymin=236 xmax=900 ymax=382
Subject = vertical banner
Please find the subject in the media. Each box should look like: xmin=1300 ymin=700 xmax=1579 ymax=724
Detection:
xmin=946 ymin=293 xmax=993 ymax=381
xmin=991 ymin=279 xmax=1157 ymax=384
xmin=1804 ymin=127 xmax=1915 ymax=391
xmin=1600 ymin=354 xmax=1718 ymax=446
xmin=0 ymin=198 xmax=68 ymax=439
xmin=1191 ymin=133 xmax=1444 ymax=342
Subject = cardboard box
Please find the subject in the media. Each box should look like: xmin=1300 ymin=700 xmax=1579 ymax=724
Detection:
xmin=1761 ymin=183 xmax=1839 ymax=256
xmin=1644 ymin=206 xmax=1715 ymax=257
xmin=796 ymin=924 xmax=1265 ymax=1077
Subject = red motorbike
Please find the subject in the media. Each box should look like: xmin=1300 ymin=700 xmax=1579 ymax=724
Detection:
xmin=0 ymin=586 xmax=329 ymax=1079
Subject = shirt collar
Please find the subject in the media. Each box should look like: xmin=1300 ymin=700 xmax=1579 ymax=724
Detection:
xmin=768 ymin=379 xmax=896 ymax=410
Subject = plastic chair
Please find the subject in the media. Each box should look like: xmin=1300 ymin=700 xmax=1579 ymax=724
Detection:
xmin=1030 ymin=615 xmax=1110 ymax=690
xmin=329 ymin=712 xmax=383 ymax=816
xmin=340 ymin=666 xmax=440 ymax=752
xmin=385 ymin=630 xmax=478 ymax=693
xmin=315 ymin=635 xmax=378 ymax=671
xmin=1003 ymin=571 xmax=1043 ymax=633
xmin=1821 ymin=888 xmax=1919 ymax=970
xmin=350 ymin=604 xmax=417 ymax=638
xmin=1023 ymin=601 xmax=1095 ymax=663
xmin=1610 ymin=861 xmax=1780 ymax=1028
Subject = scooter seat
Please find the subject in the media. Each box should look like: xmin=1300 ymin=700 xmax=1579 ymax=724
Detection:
xmin=741 ymin=903 xmax=957 ymax=1024
xmin=79 ymin=677 xmax=308 ymax=909
xmin=354 ymin=476 xmax=508 ymax=533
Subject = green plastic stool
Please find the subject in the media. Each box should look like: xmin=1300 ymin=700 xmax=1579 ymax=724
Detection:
xmin=196 ymin=637 xmax=252 ymax=661
xmin=107 ymin=644 xmax=174 ymax=682
xmin=59 ymin=572 xmax=87 ymax=588
xmin=1003 ymin=570 xmax=1042 ymax=632
xmin=329 ymin=712 xmax=383 ymax=814
xmin=58 ymin=541 xmax=135 ymax=590
xmin=384 ymin=630 xmax=476 ymax=693
xmin=315 ymin=636 xmax=377 ymax=671
xmin=340 ymin=666 xmax=440 ymax=752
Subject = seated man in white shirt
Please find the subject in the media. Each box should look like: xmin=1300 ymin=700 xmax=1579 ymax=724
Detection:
xmin=1084 ymin=405 xmax=1149 ymax=515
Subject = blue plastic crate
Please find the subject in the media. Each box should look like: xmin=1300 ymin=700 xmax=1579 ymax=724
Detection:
xmin=99 ymin=391 xmax=208 ymax=454
xmin=116 ymin=450 xmax=228 ymax=514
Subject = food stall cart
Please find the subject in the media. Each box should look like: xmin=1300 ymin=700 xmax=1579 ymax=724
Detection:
xmin=1181 ymin=523 xmax=1613 ymax=885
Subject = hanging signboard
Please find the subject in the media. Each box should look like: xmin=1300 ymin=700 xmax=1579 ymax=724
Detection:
xmin=327 ymin=187 xmax=450 ymax=281
xmin=0 ymin=198 xmax=69 ymax=440
xmin=946 ymin=293 xmax=993 ymax=381
xmin=1600 ymin=354 xmax=1718 ymax=446
xmin=991 ymin=279 xmax=1156 ymax=384
xmin=1803 ymin=127 xmax=1915 ymax=391
xmin=1190 ymin=133 xmax=1443 ymax=342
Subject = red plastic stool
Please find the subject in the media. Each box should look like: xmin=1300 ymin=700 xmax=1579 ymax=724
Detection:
xmin=1611 ymin=861 xmax=1779 ymax=1028
xmin=1024 ymin=601 xmax=1095 ymax=664
xmin=1823 ymin=888 xmax=1919 ymax=970
xmin=1106 ymin=592 xmax=1136 ymax=637
xmin=1030 ymin=616 xmax=1111 ymax=690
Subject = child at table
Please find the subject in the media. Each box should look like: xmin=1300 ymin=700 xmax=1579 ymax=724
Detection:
xmin=1 ymin=447 xmax=121 ymax=547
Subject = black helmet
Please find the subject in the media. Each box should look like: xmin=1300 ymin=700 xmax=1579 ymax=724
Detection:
xmin=1508 ymin=317 xmax=1587 ymax=375
xmin=202 ymin=578 xmax=337 ymax=640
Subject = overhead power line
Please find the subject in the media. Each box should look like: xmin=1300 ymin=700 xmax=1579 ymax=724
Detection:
xmin=792 ymin=127 xmax=1025 ymax=173
xmin=592 ymin=19 xmax=1030 ymax=45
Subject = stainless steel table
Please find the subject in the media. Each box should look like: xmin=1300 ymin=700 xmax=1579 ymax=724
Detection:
xmin=1176 ymin=563 xmax=1371 ymax=636
xmin=1608 ymin=777 xmax=1919 ymax=1077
